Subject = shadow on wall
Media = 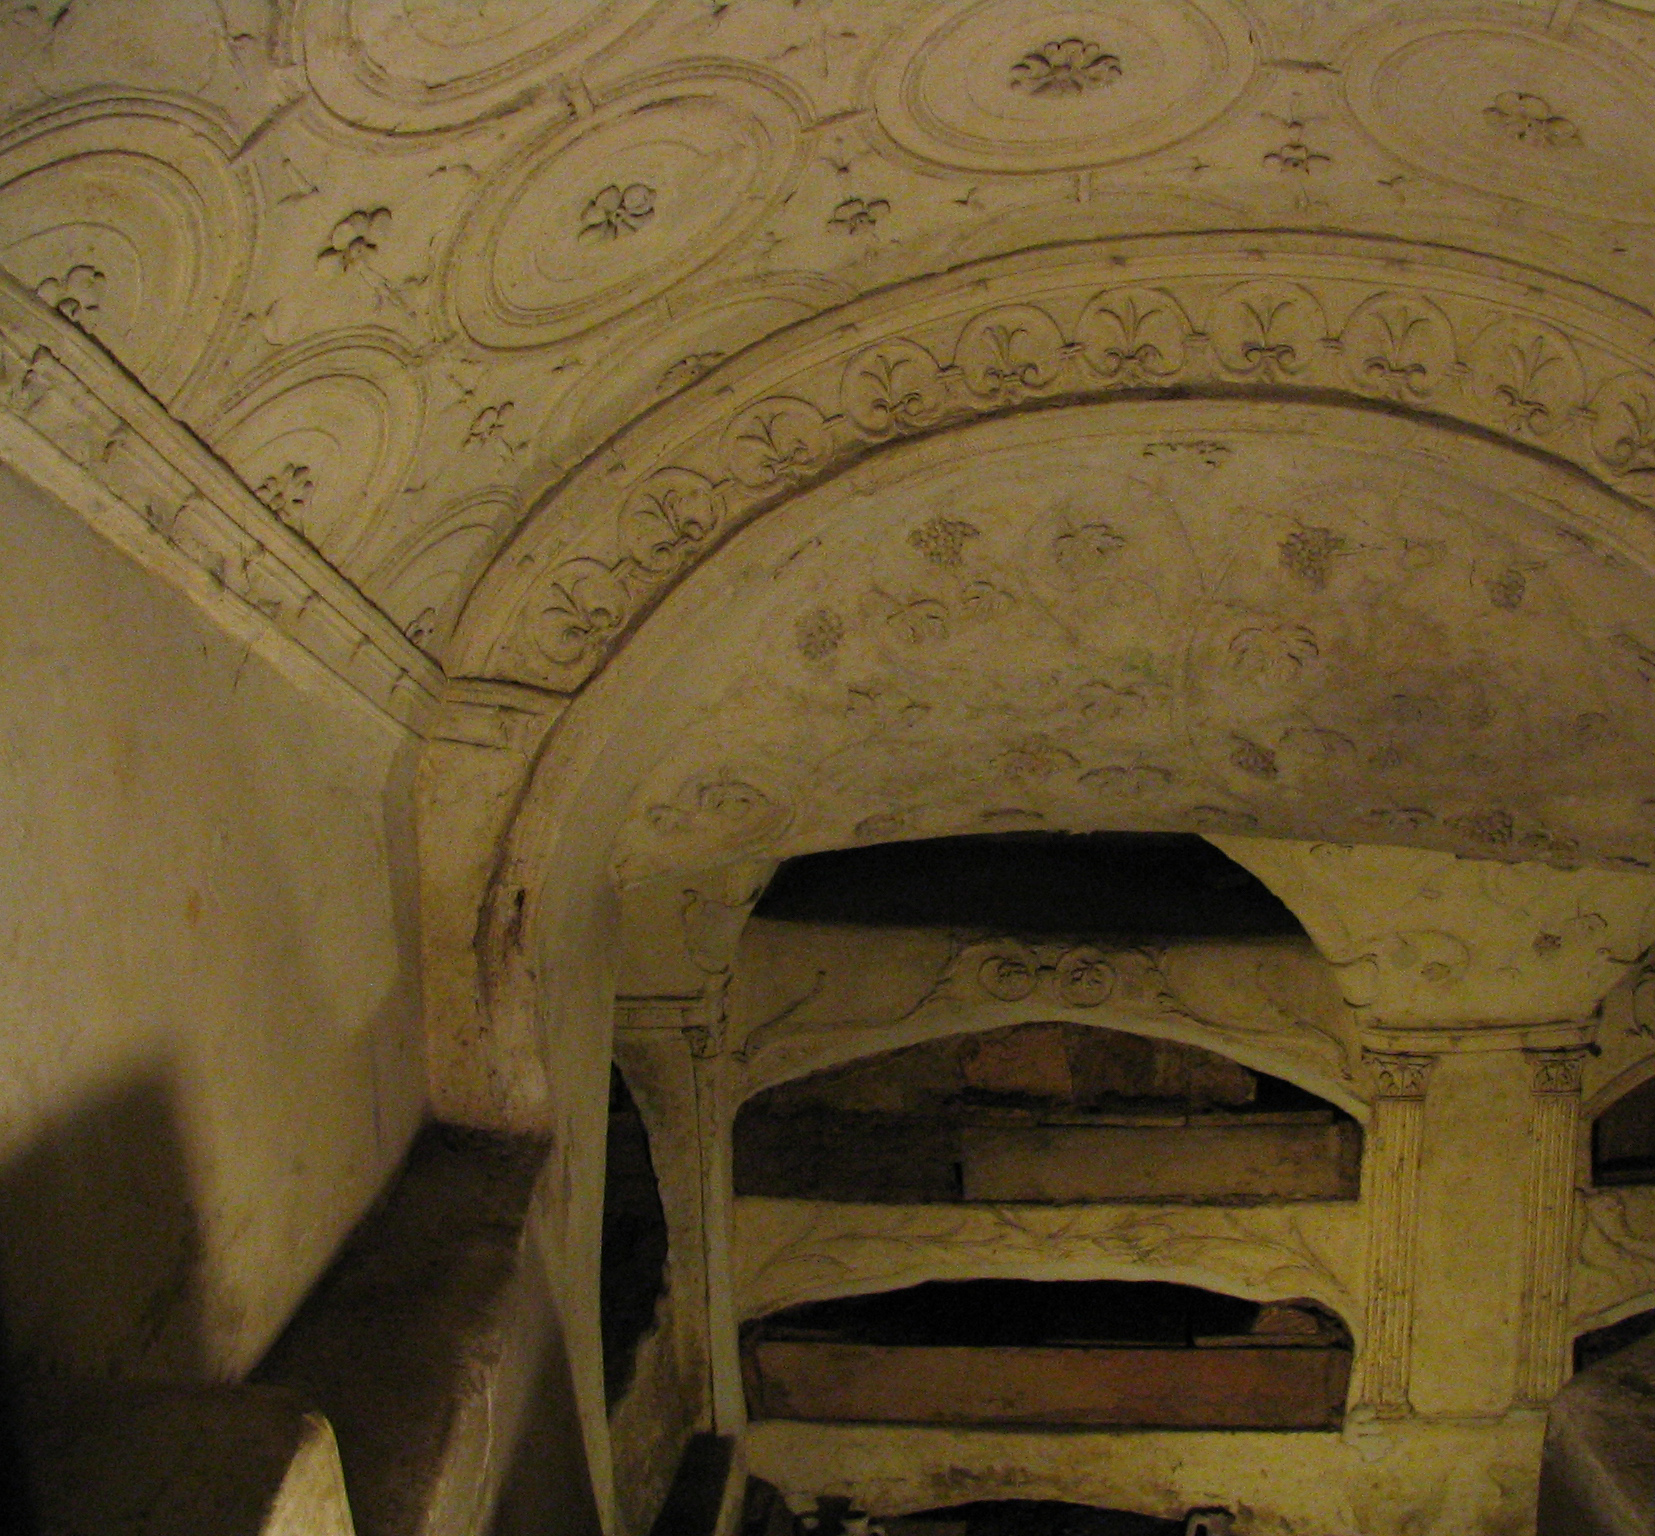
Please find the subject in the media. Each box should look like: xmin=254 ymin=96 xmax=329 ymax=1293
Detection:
xmin=0 ymin=1065 xmax=208 ymax=1527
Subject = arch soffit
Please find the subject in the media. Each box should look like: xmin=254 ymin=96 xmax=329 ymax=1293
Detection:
xmin=730 ymin=994 xmax=1367 ymax=1124
xmin=454 ymin=232 xmax=1655 ymax=691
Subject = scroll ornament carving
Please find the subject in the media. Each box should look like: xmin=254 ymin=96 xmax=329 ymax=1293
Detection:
xmin=466 ymin=242 xmax=1655 ymax=690
xmin=973 ymin=943 xmax=1117 ymax=1006
xmin=738 ymin=1201 xmax=1353 ymax=1322
xmin=1574 ymin=1189 xmax=1655 ymax=1330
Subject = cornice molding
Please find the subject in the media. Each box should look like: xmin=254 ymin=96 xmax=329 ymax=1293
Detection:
xmin=0 ymin=275 xmax=446 ymax=736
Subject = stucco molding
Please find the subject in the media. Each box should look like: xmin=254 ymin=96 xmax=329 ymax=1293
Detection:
xmin=0 ymin=274 xmax=445 ymax=734
xmin=454 ymin=233 xmax=1655 ymax=692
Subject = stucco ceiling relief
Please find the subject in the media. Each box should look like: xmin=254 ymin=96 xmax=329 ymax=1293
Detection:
xmin=1344 ymin=11 xmax=1655 ymax=223
xmin=0 ymin=97 xmax=253 ymax=409
xmin=868 ymin=0 xmax=1258 ymax=174
xmin=457 ymin=239 xmax=1655 ymax=700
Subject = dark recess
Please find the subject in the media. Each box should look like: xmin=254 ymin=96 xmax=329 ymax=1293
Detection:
xmin=1593 ymin=1074 xmax=1655 ymax=1186
xmin=602 ymin=1066 xmax=669 ymax=1408
xmin=747 ymin=1278 xmax=1269 ymax=1351
xmin=753 ymin=831 xmax=1303 ymax=939
xmin=1575 ymin=1306 xmax=1655 ymax=1373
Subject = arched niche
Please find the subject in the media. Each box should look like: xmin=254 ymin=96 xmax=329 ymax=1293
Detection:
xmin=456 ymin=375 xmax=1655 ymax=1518
xmin=740 ymin=1278 xmax=1352 ymax=1431
xmin=733 ymin=1021 xmax=1361 ymax=1207
xmin=1592 ymin=1070 xmax=1655 ymax=1188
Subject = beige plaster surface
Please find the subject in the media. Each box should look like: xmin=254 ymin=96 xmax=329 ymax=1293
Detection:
xmin=13 ymin=2 xmax=1655 ymax=1531
xmin=0 ymin=462 xmax=426 ymax=1383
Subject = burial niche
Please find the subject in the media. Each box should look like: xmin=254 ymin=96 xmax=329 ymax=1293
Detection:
xmin=734 ymin=1023 xmax=1360 ymax=1204
xmin=741 ymin=1278 xmax=1351 ymax=1430
xmin=1592 ymin=1073 xmax=1655 ymax=1187
xmin=600 ymin=1064 xmax=668 ymax=1407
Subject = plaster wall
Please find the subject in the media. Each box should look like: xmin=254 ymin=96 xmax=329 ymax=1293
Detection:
xmin=0 ymin=459 xmax=426 ymax=1384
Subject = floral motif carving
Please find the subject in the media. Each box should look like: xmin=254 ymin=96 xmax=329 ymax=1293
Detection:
xmin=886 ymin=598 xmax=950 ymax=646
xmin=532 ymin=559 xmax=627 ymax=668
xmin=469 ymin=240 xmax=1655 ymax=690
xmin=1529 ymin=1048 xmax=1588 ymax=1095
xmin=724 ymin=398 xmax=833 ymax=490
xmin=1484 ymin=92 xmax=1579 ymax=149
xmin=828 ymin=196 xmax=889 ymax=233
xmin=620 ymin=469 xmax=720 ymax=575
xmin=795 ymin=607 xmax=844 ymax=661
xmin=1280 ymin=526 xmax=1346 ymax=588
xmin=978 ymin=950 xmax=1039 ymax=1001
xmin=1209 ymin=282 xmax=1325 ymax=382
xmin=1263 ymin=118 xmax=1330 ymax=175
xmin=1339 ymin=295 xmax=1458 ymax=402
xmin=1591 ymin=374 xmax=1655 ymax=478
xmin=971 ymin=942 xmax=1124 ymax=1009
xmin=955 ymin=305 xmax=1066 ymax=402
xmin=34 ymin=266 xmax=104 ymax=332
xmin=254 ymin=463 xmax=315 ymax=523
xmin=1228 ymin=619 xmax=1320 ymax=685
xmin=842 ymin=341 xmax=948 ymax=436
xmin=1051 ymin=519 xmax=1127 ymax=581
xmin=1473 ymin=323 xmax=1584 ymax=438
xmin=578 ymin=183 xmax=655 ymax=241
xmin=1008 ymin=39 xmax=1122 ymax=96
xmin=1075 ymin=288 xmax=1191 ymax=385
xmin=318 ymin=208 xmax=390 ymax=271
xmin=464 ymin=401 xmax=512 ymax=448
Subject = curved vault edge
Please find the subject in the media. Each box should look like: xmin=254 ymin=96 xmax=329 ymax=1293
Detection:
xmin=454 ymin=231 xmax=1655 ymax=691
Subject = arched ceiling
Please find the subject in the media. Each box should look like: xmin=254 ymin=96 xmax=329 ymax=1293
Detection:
xmin=7 ymin=0 xmax=1655 ymax=695
xmin=605 ymin=400 xmax=1655 ymax=881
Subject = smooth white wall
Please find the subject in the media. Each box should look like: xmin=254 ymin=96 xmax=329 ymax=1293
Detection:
xmin=0 ymin=460 xmax=426 ymax=1382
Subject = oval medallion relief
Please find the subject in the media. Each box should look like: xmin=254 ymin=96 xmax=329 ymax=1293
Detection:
xmin=297 ymin=0 xmax=668 ymax=131
xmin=446 ymin=71 xmax=805 ymax=348
xmin=871 ymin=0 xmax=1256 ymax=174
xmin=1345 ymin=20 xmax=1655 ymax=224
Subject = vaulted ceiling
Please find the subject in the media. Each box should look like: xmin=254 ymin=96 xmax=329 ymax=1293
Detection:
xmin=10 ymin=0 xmax=1655 ymax=877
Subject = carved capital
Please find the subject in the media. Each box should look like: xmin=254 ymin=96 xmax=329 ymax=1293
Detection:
xmin=1527 ymin=1047 xmax=1589 ymax=1096
xmin=1364 ymin=1050 xmax=1436 ymax=1100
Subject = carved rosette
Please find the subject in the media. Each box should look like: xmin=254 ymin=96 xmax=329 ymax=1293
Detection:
xmin=870 ymin=0 xmax=1258 ymax=174
xmin=1516 ymin=1047 xmax=1589 ymax=1403
xmin=1352 ymin=1050 xmax=1437 ymax=1415
xmin=457 ymin=237 xmax=1655 ymax=693
xmin=1344 ymin=18 xmax=1655 ymax=225
xmin=444 ymin=70 xmax=805 ymax=349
